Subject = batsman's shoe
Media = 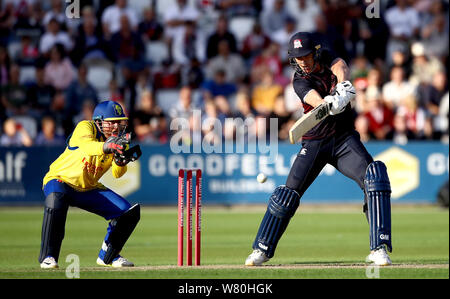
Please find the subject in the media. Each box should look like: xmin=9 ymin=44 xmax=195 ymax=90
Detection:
xmin=40 ymin=256 xmax=59 ymax=269
xmin=96 ymin=256 xmax=134 ymax=268
xmin=245 ymin=249 xmax=270 ymax=266
xmin=366 ymin=246 xmax=392 ymax=266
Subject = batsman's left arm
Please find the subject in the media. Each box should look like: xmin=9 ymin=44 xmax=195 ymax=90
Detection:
xmin=330 ymin=58 xmax=350 ymax=83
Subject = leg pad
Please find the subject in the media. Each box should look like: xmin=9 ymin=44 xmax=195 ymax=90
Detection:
xmin=365 ymin=161 xmax=392 ymax=252
xmin=103 ymin=204 xmax=140 ymax=264
xmin=252 ymin=186 xmax=300 ymax=258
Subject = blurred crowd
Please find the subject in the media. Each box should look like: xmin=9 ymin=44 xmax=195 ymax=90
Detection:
xmin=0 ymin=0 xmax=448 ymax=148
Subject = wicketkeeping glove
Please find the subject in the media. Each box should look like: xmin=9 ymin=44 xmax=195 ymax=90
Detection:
xmin=103 ymin=134 xmax=130 ymax=155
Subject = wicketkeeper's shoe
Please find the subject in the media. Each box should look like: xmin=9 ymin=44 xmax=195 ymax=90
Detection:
xmin=245 ymin=249 xmax=270 ymax=266
xmin=40 ymin=256 xmax=59 ymax=269
xmin=96 ymin=256 xmax=135 ymax=268
xmin=366 ymin=246 xmax=392 ymax=266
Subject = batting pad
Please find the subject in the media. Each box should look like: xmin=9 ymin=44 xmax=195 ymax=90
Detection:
xmin=364 ymin=161 xmax=392 ymax=252
xmin=253 ymin=186 xmax=300 ymax=258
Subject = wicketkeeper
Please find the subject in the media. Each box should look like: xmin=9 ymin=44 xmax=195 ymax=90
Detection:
xmin=245 ymin=32 xmax=392 ymax=266
xmin=39 ymin=101 xmax=142 ymax=269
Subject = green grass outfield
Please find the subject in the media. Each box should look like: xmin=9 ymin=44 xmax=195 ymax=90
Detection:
xmin=0 ymin=204 xmax=448 ymax=279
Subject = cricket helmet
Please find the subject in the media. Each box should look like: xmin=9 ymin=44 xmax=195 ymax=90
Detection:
xmin=287 ymin=32 xmax=322 ymax=76
xmin=92 ymin=101 xmax=128 ymax=136
xmin=287 ymin=32 xmax=317 ymax=59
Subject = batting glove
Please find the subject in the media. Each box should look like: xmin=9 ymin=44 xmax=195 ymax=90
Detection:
xmin=336 ymin=81 xmax=356 ymax=102
xmin=324 ymin=94 xmax=349 ymax=115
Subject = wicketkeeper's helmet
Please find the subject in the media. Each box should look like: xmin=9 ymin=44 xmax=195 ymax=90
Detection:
xmin=92 ymin=101 xmax=128 ymax=136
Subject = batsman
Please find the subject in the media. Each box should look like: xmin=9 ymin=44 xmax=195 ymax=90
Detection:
xmin=39 ymin=101 xmax=142 ymax=269
xmin=245 ymin=32 xmax=392 ymax=266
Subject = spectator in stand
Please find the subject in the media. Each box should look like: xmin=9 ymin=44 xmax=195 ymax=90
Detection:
xmin=388 ymin=48 xmax=411 ymax=78
xmin=312 ymin=14 xmax=348 ymax=63
xmin=417 ymin=71 xmax=448 ymax=137
xmin=396 ymin=93 xmax=431 ymax=140
xmin=205 ymin=14 xmax=238 ymax=60
xmin=72 ymin=99 xmax=96 ymax=125
xmin=234 ymin=88 xmax=257 ymax=119
xmin=0 ymin=2 xmax=14 ymax=46
xmin=172 ymin=20 xmax=206 ymax=67
xmin=349 ymin=55 xmax=370 ymax=82
xmin=39 ymin=18 xmax=73 ymax=56
xmin=44 ymin=43 xmax=76 ymax=91
xmin=241 ymin=22 xmax=271 ymax=64
xmin=224 ymin=87 xmax=256 ymax=140
xmin=202 ymin=100 xmax=223 ymax=146
xmin=49 ymin=91 xmax=73 ymax=137
xmin=251 ymin=67 xmax=283 ymax=115
xmin=35 ymin=116 xmax=65 ymax=146
xmin=1 ymin=64 xmax=28 ymax=117
xmin=71 ymin=8 xmax=110 ymax=66
xmin=250 ymin=42 xmax=287 ymax=87
xmin=284 ymin=80 xmax=303 ymax=118
xmin=163 ymin=0 xmax=199 ymax=45
xmin=42 ymin=0 xmax=68 ymax=31
xmin=180 ymin=57 xmax=205 ymax=89
xmin=271 ymin=15 xmax=298 ymax=62
xmin=133 ymin=89 xmax=168 ymax=144
xmin=420 ymin=13 xmax=448 ymax=63
xmin=293 ymin=0 xmax=321 ymax=33
xmin=201 ymin=69 xmax=237 ymax=105
xmin=384 ymin=0 xmax=420 ymax=65
xmin=358 ymin=0 xmax=390 ymax=64
xmin=438 ymin=92 xmax=449 ymax=142
xmin=13 ymin=2 xmax=44 ymax=38
xmin=27 ymin=65 xmax=55 ymax=115
xmin=260 ymin=0 xmax=292 ymax=36
xmin=418 ymin=0 xmax=449 ymax=32
xmin=392 ymin=113 xmax=415 ymax=144
xmin=270 ymin=94 xmax=292 ymax=140
xmin=168 ymin=85 xmax=197 ymax=145
xmin=409 ymin=42 xmax=445 ymax=87
xmin=109 ymin=14 xmax=145 ymax=64
xmin=355 ymin=114 xmax=371 ymax=143
xmin=15 ymin=35 xmax=39 ymax=66
xmin=206 ymin=39 xmax=246 ymax=85
xmin=65 ymin=63 xmax=99 ymax=118
xmin=364 ymin=88 xmax=394 ymax=140
xmin=138 ymin=7 xmax=164 ymax=42
xmin=153 ymin=58 xmax=181 ymax=89
xmin=101 ymin=0 xmax=139 ymax=40
xmin=0 ymin=45 xmax=11 ymax=87
xmin=382 ymin=66 xmax=416 ymax=111
xmin=0 ymin=118 xmax=33 ymax=147
xmin=216 ymin=0 xmax=259 ymax=17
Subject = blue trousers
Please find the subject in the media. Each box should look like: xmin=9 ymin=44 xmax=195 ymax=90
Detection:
xmin=43 ymin=179 xmax=131 ymax=251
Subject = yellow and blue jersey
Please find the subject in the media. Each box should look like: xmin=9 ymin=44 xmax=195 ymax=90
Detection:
xmin=43 ymin=120 xmax=127 ymax=191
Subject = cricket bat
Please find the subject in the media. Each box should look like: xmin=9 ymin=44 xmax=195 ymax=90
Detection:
xmin=288 ymin=102 xmax=331 ymax=144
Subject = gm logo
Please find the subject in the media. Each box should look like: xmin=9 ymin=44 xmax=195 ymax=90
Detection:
xmin=380 ymin=234 xmax=389 ymax=240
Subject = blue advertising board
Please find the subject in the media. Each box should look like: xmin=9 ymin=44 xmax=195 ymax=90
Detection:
xmin=0 ymin=142 xmax=448 ymax=205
